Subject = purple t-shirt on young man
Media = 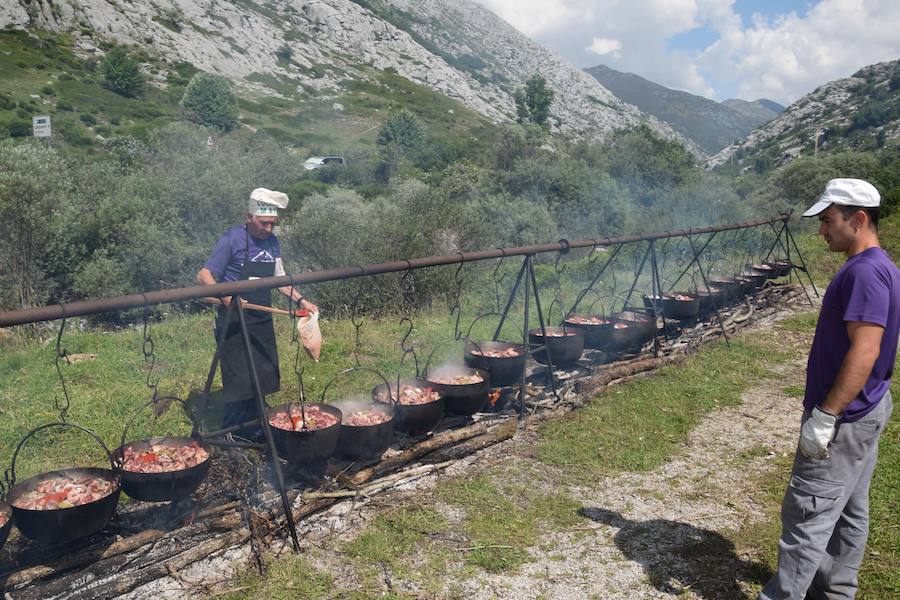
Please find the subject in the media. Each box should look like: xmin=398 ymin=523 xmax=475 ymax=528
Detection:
xmin=804 ymin=247 xmax=900 ymax=422
xmin=204 ymin=224 xmax=281 ymax=283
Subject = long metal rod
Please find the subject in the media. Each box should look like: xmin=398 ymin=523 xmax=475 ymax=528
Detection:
xmin=234 ymin=301 xmax=301 ymax=553
xmin=520 ymin=256 xmax=530 ymax=420
xmin=0 ymin=216 xmax=790 ymax=327
xmin=649 ymin=241 xmax=667 ymax=352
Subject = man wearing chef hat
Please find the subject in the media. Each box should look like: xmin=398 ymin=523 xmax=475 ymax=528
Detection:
xmin=196 ymin=188 xmax=318 ymax=434
xmin=760 ymin=179 xmax=898 ymax=600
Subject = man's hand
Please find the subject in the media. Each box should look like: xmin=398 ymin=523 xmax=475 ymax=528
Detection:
xmin=800 ymin=407 xmax=837 ymax=459
xmin=300 ymin=298 xmax=319 ymax=314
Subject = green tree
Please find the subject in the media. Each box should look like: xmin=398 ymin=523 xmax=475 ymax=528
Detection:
xmin=101 ymin=46 xmax=145 ymax=98
xmin=514 ymin=74 xmax=555 ymax=126
xmin=180 ymin=72 xmax=239 ymax=132
xmin=376 ymin=110 xmax=425 ymax=179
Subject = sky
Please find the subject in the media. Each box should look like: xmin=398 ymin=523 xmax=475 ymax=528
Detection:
xmin=475 ymin=0 xmax=900 ymax=105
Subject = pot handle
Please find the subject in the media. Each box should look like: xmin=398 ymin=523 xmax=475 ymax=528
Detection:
xmin=7 ymin=422 xmax=116 ymax=488
xmin=568 ymin=289 xmax=609 ymax=319
xmin=320 ymin=366 xmax=394 ymax=407
xmin=117 ymin=394 xmax=199 ymax=467
xmin=463 ymin=311 xmax=523 ymax=343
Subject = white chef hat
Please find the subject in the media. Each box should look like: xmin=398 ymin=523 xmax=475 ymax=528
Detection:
xmin=248 ymin=188 xmax=289 ymax=216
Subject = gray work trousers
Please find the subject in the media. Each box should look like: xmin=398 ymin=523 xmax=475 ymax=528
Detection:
xmin=760 ymin=392 xmax=893 ymax=600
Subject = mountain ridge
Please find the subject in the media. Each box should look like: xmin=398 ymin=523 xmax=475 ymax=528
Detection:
xmin=585 ymin=63 xmax=781 ymax=154
xmin=0 ymin=0 xmax=703 ymax=156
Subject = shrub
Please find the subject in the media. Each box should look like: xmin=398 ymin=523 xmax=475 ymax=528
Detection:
xmin=179 ymin=72 xmax=239 ymax=132
xmin=56 ymin=100 xmax=73 ymax=111
xmin=79 ymin=113 xmax=97 ymax=126
xmin=101 ymin=46 xmax=145 ymax=98
xmin=41 ymin=85 xmax=55 ymax=96
xmin=8 ymin=121 xmax=32 ymax=137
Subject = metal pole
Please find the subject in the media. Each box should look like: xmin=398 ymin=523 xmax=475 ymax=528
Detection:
xmin=234 ymin=300 xmax=301 ymax=553
xmin=649 ymin=241 xmax=666 ymax=352
xmin=688 ymin=235 xmax=730 ymax=347
xmin=622 ymin=242 xmax=652 ymax=311
xmin=520 ymin=256 xmax=531 ymax=420
xmin=493 ymin=258 xmax=529 ymax=342
xmin=666 ymin=232 xmax=717 ymax=293
xmin=568 ymin=244 xmax=623 ymax=315
xmin=784 ymin=223 xmax=819 ymax=303
xmin=528 ymin=258 xmax=561 ymax=402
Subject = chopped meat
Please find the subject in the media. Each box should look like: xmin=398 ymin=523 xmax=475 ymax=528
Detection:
xmin=0 ymin=511 xmax=8 ymax=527
xmin=672 ymin=294 xmax=695 ymax=301
xmin=122 ymin=440 xmax=209 ymax=474
xmin=469 ymin=346 xmax=522 ymax=358
xmin=535 ymin=329 xmax=578 ymax=337
xmin=269 ymin=405 xmax=339 ymax=432
xmin=566 ymin=315 xmax=609 ymax=325
xmin=613 ymin=322 xmax=629 ymax=329
xmin=429 ymin=372 xmax=484 ymax=385
xmin=13 ymin=475 xmax=116 ymax=511
xmin=344 ymin=409 xmax=392 ymax=426
xmin=378 ymin=384 xmax=441 ymax=405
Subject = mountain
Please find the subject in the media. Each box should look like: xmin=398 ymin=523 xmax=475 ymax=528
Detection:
xmin=0 ymin=0 xmax=701 ymax=155
xmin=708 ymin=59 xmax=900 ymax=169
xmin=585 ymin=64 xmax=781 ymax=154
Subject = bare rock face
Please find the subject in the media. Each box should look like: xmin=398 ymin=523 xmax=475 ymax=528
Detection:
xmin=707 ymin=59 xmax=900 ymax=169
xmin=1 ymin=0 xmax=702 ymax=155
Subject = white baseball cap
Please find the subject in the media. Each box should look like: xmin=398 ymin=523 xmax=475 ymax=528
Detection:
xmin=248 ymin=188 xmax=289 ymax=216
xmin=802 ymin=178 xmax=881 ymax=217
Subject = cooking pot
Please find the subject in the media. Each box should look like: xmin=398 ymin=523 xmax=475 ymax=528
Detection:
xmin=372 ymin=378 xmax=444 ymax=436
xmin=529 ymin=326 xmax=584 ymax=368
xmin=463 ymin=340 xmax=526 ymax=387
xmin=266 ymin=402 xmax=342 ymax=464
xmin=336 ymin=403 xmax=394 ymax=463
xmin=425 ymin=367 xmax=490 ymax=415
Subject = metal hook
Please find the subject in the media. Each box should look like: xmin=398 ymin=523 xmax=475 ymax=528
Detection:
xmin=492 ymin=249 xmax=507 ymax=313
xmin=350 ymin=278 xmax=366 ymax=366
xmin=141 ymin=294 xmax=159 ymax=395
xmin=53 ymin=308 xmax=71 ymax=423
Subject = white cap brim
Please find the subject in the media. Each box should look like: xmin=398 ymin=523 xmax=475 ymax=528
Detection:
xmin=802 ymin=199 xmax=832 ymax=217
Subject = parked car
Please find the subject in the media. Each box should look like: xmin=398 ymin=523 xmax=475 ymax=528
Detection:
xmin=303 ymin=156 xmax=346 ymax=170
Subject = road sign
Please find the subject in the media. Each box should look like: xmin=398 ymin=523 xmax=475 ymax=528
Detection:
xmin=32 ymin=115 xmax=51 ymax=138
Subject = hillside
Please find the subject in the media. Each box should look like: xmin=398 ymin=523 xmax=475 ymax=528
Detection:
xmin=0 ymin=0 xmax=701 ymax=155
xmin=585 ymin=64 xmax=781 ymax=154
xmin=708 ymin=59 xmax=900 ymax=170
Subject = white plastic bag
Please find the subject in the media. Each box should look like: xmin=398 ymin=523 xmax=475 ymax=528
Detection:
xmin=296 ymin=310 xmax=323 ymax=361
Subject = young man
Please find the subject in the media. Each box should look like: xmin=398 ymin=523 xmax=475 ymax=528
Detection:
xmin=760 ymin=178 xmax=898 ymax=599
xmin=196 ymin=188 xmax=318 ymax=434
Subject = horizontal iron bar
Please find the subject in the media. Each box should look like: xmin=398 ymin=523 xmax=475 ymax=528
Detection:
xmin=0 ymin=215 xmax=788 ymax=327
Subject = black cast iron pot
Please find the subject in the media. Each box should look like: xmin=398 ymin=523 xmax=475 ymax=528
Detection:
xmin=563 ymin=314 xmax=613 ymax=350
xmin=771 ymin=260 xmax=792 ymax=277
xmin=739 ymin=271 xmax=767 ymax=291
xmin=693 ymin=285 xmax=725 ymax=315
xmin=746 ymin=263 xmax=778 ymax=280
xmin=529 ymin=326 xmax=584 ymax=368
xmin=372 ymin=379 xmax=445 ymax=436
xmin=708 ymin=277 xmax=741 ymax=303
xmin=611 ymin=310 xmax=656 ymax=344
xmin=425 ymin=367 xmax=490 ymax=415
xmin=0 ymin=502 xmax=12 ymax=553
xmin=463 ymin=340 xmax=527 ymax=387
xmin=114 ymin=436 xmax=211 ymax=502
xmin=643 ymin=293 xmax=700 ymax=321
xmin=336 ymin=403 xmax=394 ymax=462
xmin=8 ymin=467 xmax=121 ymax=544
xmin=266 ymin=402 xmax=343 ymax=463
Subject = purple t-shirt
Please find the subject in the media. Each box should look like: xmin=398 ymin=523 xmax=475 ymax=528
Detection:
xmin=204 ymin=224 xmax=281 ymax=283
xmin=805 ymin=247 xmax=900 ymax=421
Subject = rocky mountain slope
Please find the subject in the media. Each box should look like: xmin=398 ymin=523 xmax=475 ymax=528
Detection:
xmin=0 ymin=0 xmax=701 ymax=155
xmin=708 ymin=59 xmax=900 ymax=169
xmin=585 ymin=64 xmax=781 ymax=155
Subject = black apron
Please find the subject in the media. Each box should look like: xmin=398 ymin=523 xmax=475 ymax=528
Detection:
xmin=215 ymin=227 xmax=280 ymax=406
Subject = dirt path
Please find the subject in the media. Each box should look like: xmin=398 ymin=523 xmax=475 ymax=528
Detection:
xmin=249 ymin=310 xmax=814 ymax=600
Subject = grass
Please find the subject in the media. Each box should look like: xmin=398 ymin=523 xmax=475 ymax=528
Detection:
xmin=216 ymin=555 xmax=334 ymax=599
xmin=433 ymin=474 xmax=584 ymax=572
xmin=536 ymin=332 xmax=791 ymax=479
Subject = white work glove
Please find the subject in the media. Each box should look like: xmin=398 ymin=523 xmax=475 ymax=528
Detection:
xmin=799 ymin=407 xmax=837 ymax=459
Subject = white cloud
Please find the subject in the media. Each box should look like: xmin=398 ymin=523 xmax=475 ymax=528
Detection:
xmin=586 ymin=37 xmax=622 ymax=56
xmin=477 ymin=0 xmax=900 ymax=104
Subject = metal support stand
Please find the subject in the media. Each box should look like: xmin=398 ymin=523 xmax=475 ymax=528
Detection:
xmin=687 ymin=235 xmax=730 ymax=347
xmin=648 ymin=240 xmax=668 ymax=353
xmin=233 ymin=300 xmax=301 ymax=552
xmin=493 ymin=255 xmax=562 ymax=418
xmin=622 ymin=242 xmax=652 ymax=311
xmin=195 ymin=298 xmax=301 ymax=553
xmin=783 ymin=222 xmax=819 ymax=304
xmin=568 ymin=244 xmax=623 ymax=315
